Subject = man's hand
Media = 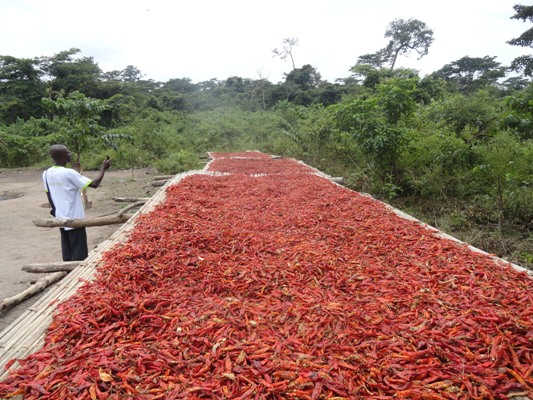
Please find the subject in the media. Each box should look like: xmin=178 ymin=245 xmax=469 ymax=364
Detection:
xmin=89 ymin=158 xmax=111 ymax=188
xmin=102 ymin=158 xmax=111 ymax=171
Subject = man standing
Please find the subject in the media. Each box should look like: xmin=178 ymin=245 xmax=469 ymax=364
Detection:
xmin=43 ymin=144 xmax=111 ymax=261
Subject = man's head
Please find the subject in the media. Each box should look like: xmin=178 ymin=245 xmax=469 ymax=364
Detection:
xmin=49 ymin=144 xmax=71 ymax=165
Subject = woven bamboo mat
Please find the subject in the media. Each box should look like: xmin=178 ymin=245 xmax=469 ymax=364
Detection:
xmin=0 ymin=170 xmax=210 ymax=380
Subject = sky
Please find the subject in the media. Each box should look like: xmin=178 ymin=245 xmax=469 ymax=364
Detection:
xmin=0 ymin=0 xmax=531 ymax=84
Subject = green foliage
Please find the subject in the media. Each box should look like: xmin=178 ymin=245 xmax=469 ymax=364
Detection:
xmin=154 ymin=150 xmax=199 ymax=174
xmin=425 ymin=90 xmax=501 ymax=140
xmin=413 ymin=75 xmax=447 ymax=104
xmin=0 ymin=56 xmax=47 ymax=122
xmin=382 ymin=18 xmax=434 ymax=70
xmin=502 ymin=83 xmax=533 ymax=139
xmin=471 ymin=132 xmax=533 ymax=226
xmin=331 ymin=77 xmax=417 ymax=183
xmin=42 ymin=91 xmax=109 ymax=165
xmin=403 ymin=125 xmax=472 ymax=197
xmin=1 ymin=46 xmax=532 ymax=266
xmin=508 ymin=4 xmax=533 ymax=76
xmin=40 ymin=48 xmax=102 ymax=97
xmin=0 ymin=117 xmax=63 ymax=167
xmin=273 ymin=101 xmax=339 ymax=165
xmin=433 ymin=56 xmax=507 ymax=94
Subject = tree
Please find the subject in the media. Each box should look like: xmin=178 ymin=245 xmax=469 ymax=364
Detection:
xmin=427 ymin=90 xmax=500 ymax=140
xmin=277 ymin=65 xmax=323 ymax=106
xmin=433 ymin=56 xmax=507 ymax=94
xmin=162 ymin=78 xmax=198 ymax=94
xmin=332 ymin=77 xmax=418 ymax=184
xmin=502 ymin=82 xmax=533 ymax=139
xmin=356 ymin=50 xmax=389 ymax=68
xmin=0 ymin=56 xmax=47 ymax=122
xmin=508 ymin=4 xmax=533 ymax=76
xmin=40 ymin=48 xmax=102 ymax=97
xmin=41 ymin=91 xmax=112 ymax=208
xmin=472 ymin=132 xmax=525 ymax=230
xmin=42 ymin=91 xmax=107 ymax=166
xmin=382 ymin=18 xmax=434 ymax=70
xmin=272 ymin=38 xmax=299 ymax=70
xmin=284 ymin=64 xmax=321 ymax=91
xmin=121 ymin=65 xmax=144 ymax=83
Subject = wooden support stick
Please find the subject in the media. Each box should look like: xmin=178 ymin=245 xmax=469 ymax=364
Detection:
xmin=154 ymin=175 xmax=174 ymax=181
xmin=117 ymin=201 xmax=146 ymax=217
xmin=0 ymin=272 xmax=67 ymax=313
xmin=151 ymin=180 xmax=168 ymax=187
xmin=113 ymin=197 xmax=151 ymax=203
xmin=22 ymin=262 xmax=80 ymax=273
xmin=33 ymin=214 xmax=133 ymax=228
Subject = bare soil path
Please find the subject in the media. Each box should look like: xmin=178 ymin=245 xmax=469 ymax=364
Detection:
xmin=0 ymin=167 xmax=158 ymax=331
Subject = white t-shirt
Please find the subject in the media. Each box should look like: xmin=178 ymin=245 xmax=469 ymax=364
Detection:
xmin=43 ymin=166 xmax=92 ymax=230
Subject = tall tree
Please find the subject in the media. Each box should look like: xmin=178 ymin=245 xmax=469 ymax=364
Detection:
xmin=284 ymin=64 xmax=321 ymax=90
xmin=40 ymin=48 xmax=102 ymax=97
xmin=356 ymin=50 xmax=389 ymax=68
xmin=272 ymin=38 xmax=299 ymax=70
xmin=382 ymin=18 xmax=434 ymax=70
xmin=279 ymin=64 xmax=322 ymax=106
xmin=0 ymin=56 xmax=47 ymax=122
xmin=508 ymin=4 xmax=533 ymax=76
xmin=433 ymin=56 xmax=507 ymax=94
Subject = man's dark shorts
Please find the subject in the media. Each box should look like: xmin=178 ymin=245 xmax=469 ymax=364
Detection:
xmin=60 ymin=227 xmax=88 ymax=261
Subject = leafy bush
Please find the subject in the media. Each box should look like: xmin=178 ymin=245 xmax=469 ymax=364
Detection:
xmin=154 ymin=150 xmax=199 ymax=174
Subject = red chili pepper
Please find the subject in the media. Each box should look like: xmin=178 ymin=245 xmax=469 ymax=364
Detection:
xmin=1 ymin=152 xmax=533 ymax=399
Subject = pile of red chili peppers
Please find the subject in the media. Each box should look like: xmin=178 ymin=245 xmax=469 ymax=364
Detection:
xmin=1 ymin=151 xmax=532 ymax=399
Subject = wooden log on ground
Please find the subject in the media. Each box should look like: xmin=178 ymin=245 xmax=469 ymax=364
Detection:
xmin=154 ymin=175 xmax=174 ymax=181
xmin=22 ymin=261 xmax=80 ymax=273
xmin=113 ymin=196 xmax=151 ymax=203
xmin=328 ymin=177 xmax=344 ymax=184
xmin=0 ymin=272 xmax=67 ymax=313
xmin=117 ymin=201 xmax=146 ymax=217
xmin=152 ymin=180 xmax=168 ymax=187
xmin=32 ymin=214 xmax=133 ymax=228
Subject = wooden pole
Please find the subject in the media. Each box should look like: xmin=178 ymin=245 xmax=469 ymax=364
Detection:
xmin=117 ymin=201 xmax=146 ymax=217
xmin=22 ymin=262 xmax=80 ymax=273
xmin=32 ymin=214 xmax=133 ymax=228
xmin=151 ymin=180 xmax=168 ymax=187
xmin=328 ymin=177 xmax=344 ymax=184
xmin=154 ymin=175 xmax=174 ymax=181
xmin=0 ymin=272 xmax=67 ymax=313
xmin=113 ymin=197 xmax=151 ymax=203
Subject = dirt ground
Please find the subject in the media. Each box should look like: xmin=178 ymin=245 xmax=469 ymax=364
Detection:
xmin=0 ymin=167 xmax=158 ymax=332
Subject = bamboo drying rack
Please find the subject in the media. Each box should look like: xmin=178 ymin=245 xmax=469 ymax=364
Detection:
xmin=1 ymin=155 xmax=531 ymax=389
xmin=0 ymin=170 xmax=210 ymax=380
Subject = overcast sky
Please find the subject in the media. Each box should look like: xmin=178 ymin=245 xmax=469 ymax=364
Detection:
xmin=0 ymin=0 xmax=530 ymax=84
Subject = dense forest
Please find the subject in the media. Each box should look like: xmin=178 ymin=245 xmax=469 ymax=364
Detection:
xmin=1 ymin=7 xmax=532 ymax=268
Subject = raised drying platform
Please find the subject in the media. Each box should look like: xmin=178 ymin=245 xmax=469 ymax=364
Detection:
xmin=0 ymin=170 xmax=210 ymax=379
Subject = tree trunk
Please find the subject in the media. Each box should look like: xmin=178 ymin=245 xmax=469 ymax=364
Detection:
xmin=390 ymin=48 xmax=401 ymax=70
xmin=0 ymin=272 xmax=67 ymax=312
xmin=152 ymin=180 xmax=168 ymax=187
xmin=32 ymin=214 xmax=132 ymax=228
xmin=22 ymin=262 xmax=80 ymax=273
xmin=113 ymin=197 xmax=151 ymax=203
